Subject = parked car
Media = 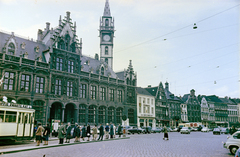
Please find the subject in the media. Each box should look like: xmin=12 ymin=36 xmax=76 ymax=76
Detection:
xmin=151 ymin=127 xmax=162 ymax=133
xmin=223 ymin=131 xmax=240 ymax=155
xmin=192 ymin=127 xmax=198 ymax=131
xmin=177 ymin=125 xmax=183 ymax=132
xmin=171 ymin=128 xmax=178 ymax=132
xmin=128 ymin=126 xmax=144 ymax=134
xmin=142 ymin=126 xmax=152 ymax=134
xmin=213 ymin=128 xmax=221 ymax=135
xmin=221 ymin=128 xmax=229 ymax=134
xmin=201 ymin=127 xmax=210 ymax=132
xmin=116 ymin=125 xmax=132 ymax=135
xmin=180 ymin=127 xmax=191 ymax=134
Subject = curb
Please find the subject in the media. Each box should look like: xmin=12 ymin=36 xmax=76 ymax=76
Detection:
xmin=0 ymin=137 xmax=130 ymax=155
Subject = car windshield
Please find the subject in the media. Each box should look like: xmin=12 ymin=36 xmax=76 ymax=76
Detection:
xmin=182 ymin=127 xmax=188 ymax=129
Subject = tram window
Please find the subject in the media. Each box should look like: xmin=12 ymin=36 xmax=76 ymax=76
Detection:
xmin=18 ymin=113 xmax=22 ymax=123
xmin=24 ymin=113 xmax=28 ymax=123
xmin=5 ymin=111 xmax=17 ymax=122
xmin=0 ymin=111 xmax=4 ymax=122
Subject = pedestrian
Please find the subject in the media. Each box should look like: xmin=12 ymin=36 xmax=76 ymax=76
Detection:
xmin=230 ymin=126 xmax=237 ymax=135
xmin=105 ymin=123 xmax=109 ymax=139
xmin=98 ymin=123 xmax=104 ymax=140
xmin=81 ymin=125 xmax=86 ymax=141
xmin=110 ymin=122 xmax=114 ymax=139
xmin=35 ymin=123 xmax=44 ymax=146
xmin=74 ymin=123 xmax=80 ymax=142
xmin=92 ymin=124 xmax=98 ymax=140
xmin=65 ymin=122 xmax=72 ymax=143
xmin=117 ymin=124 xmax=122 ymax=137
xmin=43 ymin=123 xmax=50 ymax=145
xmin=163 ymin=126 xmax=169 ymax=140
xmin=113 ymin=124 xmax=116 ymax=138
xmin=33 ymin=124 xmax=37 ymax=142
xmin=58 ymin=122 xmax=66 ymax=144
xmin=86 ymin=123 xmax=91 ymax=141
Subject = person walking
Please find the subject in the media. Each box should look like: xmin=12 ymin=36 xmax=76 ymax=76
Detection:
xmin=230 ymin=126 xmax=237 ymax=135
xmin=65 ymin=122 xmax=72 ymax=143
xmin=43 ymin=123 xmax=50 ymax=145
xmin=117 ymin=124 xmax=122 ymax=137
xmin=81 ymin=125 xmax=86 ymax=141
xmin=86 ymin=123 xmax=91 ymax=141
xmin=105 ymin=123 xmax=110 ymax=139
xmin=58 ymin=122 xmax=66 ymax=144
xmin=92 ymin=124 xmax=98 ymax=141
xmin=35 ymin=123 xmax=44 ymax=146
xmin=110 ymin=122 xmax=114 ymax=139
xmin=73 ymin=123 xmax=79 ymax=142
xmin=163 ymin=126 xmax=169 ymax=140
xmin=113 ymin=124 xmax=116 ymax=138
xmin=98 ymin=123 xmax=104 ymax=140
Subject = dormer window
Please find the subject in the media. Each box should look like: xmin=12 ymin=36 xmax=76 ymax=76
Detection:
xmin=8 ymin=43 xmax=15 ymax=55
xmin=101 ymin=67 xmax=104 ymax=75
xmin=21 ymin=42 xmax=26 ymax=49
xmin=24 ymin=52 xmax=28 ymax=59
xmin=35 ymin=46 xmax=40 ymax=53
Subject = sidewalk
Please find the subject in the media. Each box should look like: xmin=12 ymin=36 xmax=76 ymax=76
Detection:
xmin=0 ymin=136 xmax=130 ymax=155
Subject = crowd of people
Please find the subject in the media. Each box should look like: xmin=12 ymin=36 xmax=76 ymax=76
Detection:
xmin=35 ymin=122 xmax=123 ymax=146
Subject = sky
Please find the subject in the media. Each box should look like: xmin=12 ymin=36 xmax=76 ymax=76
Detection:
xmin=0 ymin=0 xmax=239 ymax=98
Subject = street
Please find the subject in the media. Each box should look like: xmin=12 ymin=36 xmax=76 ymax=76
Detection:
xmin=0 ymin=132 xmax=233 ymax=157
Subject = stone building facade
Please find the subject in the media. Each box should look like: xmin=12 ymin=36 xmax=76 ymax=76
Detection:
xmin=0 ymin=0 xmax=137 ymax=126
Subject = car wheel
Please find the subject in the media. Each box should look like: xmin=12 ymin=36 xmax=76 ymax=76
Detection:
xmin=230 ymin=146 xmax=238 ymax=155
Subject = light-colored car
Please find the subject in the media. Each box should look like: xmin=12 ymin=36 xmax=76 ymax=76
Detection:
xmin=172 ymin=128 xmax=178 ymax=132
xmin=201 ymin=127 xmax=210 ymax=132
xmin=180 ymin=127 xmax=191 ymax=134
xmin=223 ymin=131 xmax=240 ymax=155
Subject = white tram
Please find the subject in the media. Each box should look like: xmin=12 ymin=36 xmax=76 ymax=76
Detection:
xmin=0 ymin=102 xmax=35 ymax=142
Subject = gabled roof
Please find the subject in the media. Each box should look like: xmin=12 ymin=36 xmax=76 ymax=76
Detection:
xmin=145 ymin=87 xmax=158 ymax=97
xmin=164 ymin=88 xmax=180 ymax=101
xmin=219 ymin=97 xmax=236 ymax=105
xmin=137 ymin=87 xmax=154 ymax=97
xmin=206 ymin=95 xmax=222 ymax=103
xmin=116 ymin=71 xmax=125 ymax=80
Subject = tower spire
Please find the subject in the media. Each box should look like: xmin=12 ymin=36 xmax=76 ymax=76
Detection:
xmin=103 ymin=0 xmax=111 ymax=16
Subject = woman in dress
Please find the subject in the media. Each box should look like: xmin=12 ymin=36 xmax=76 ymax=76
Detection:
xmin=66 ymin=122 xmax=72 ymax=143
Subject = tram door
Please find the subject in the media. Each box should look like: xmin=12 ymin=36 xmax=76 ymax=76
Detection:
xmin=17 ymin=112 xmax=24 ymax=137
xmin=23 ymin=113 xmax=30 ymax=137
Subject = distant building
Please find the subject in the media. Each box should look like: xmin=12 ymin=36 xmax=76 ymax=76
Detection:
xmin=136 ymin=87 xmax=155 ymax=128
xmin=182 ymin=89 xmax=201 ymax=123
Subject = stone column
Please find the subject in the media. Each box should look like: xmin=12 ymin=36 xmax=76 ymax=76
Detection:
xmin=62 ymin=108 xmax=65 ymax=122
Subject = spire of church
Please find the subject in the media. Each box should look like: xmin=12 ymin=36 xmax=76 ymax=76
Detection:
xmin=103 ymin=0 xmax=111 ymax=17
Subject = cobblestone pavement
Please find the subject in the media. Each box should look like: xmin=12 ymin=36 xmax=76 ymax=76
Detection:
xmin=1 ymin=132 xmax=234 ymax=157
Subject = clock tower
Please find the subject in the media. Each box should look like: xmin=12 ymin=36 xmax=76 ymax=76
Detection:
xmin=99 ymin=0 xmax=115 ymax=69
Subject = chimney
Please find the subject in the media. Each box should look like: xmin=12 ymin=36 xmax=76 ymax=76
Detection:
xmin=66 ymin=11 xmax=70 ymax=21
xmin=46 ymin=22 xmax=50 ymax=31
xmin=95 ymin=53 xmax=99 ymax=60
xmin=148 ymin=85 xmax=151 ymax=87
xmin=165 ymin=82 xmax=169 ymax=91
xmin=37 ymin=29 xmax=43 ymax=42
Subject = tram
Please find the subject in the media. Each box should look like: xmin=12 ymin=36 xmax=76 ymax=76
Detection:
xmin=0 ymin=102 xmax=35 ymax=142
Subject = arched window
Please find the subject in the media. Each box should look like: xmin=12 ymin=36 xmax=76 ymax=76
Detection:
xmin=98 ymin=106 xmax=106 ymax=124
xmin=88 ymin=105 xmax=96 ymax=123
xmin=8 ymin=43 xmax=15 ymax=55
xmin=58 ymin=39 xmax=65 ymax=50
xmin=105 ymin=46 xmax=108 ymax=55
xmin=101 ymin=67 xmax=104 ymax=75
xmin=79 ymin=104 xmax=86 ymax=123
xmin=116 ymin=108 xmax=123 ymax=124
xmin=105 ymin=19 xmax=109 ymax=26
xmin=65 ymin=34 xmax=71 ymax=51
xmin=128 ymin=108 xmax=134 ymax=124
xmin=108 ymin=107 xmax=114 ymax=123
xmin=105 ymin=58 xmax=108 ymax=64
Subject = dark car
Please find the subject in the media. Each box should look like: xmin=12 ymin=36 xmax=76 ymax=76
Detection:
xmin=151 ymin=127 xmax=162 ymax=133
xmin=221 ymin=128 xmax=229 ymax=134
xmin=128 ymin=127 xmax=144 ymax=134
xmin=213 ymin=128 xmax=221 ymax=135
xmin=142 ymin=126 xmax=152 ymax=134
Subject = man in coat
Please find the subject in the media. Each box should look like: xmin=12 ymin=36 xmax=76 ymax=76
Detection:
xmin=98 ymin=123 xmax=104 ymax=140
xmin=110 ymin=122 xmax=114 ymax=139
xmin=86 ymin=123 xmax=91 ymax=141
xmin=81 ymin=125 xmax=86 ymax=141
xmin=117 ymin=124 xmax=122 ymax=137
xmin=58 ymin=122 xmax=66 ymax=144
xmin=92 ymin=124 xmax=98 ymax=141
xmin=65 ymin=122 xmax=72 ymax=143
xmin=163 ymin=126 xmax=169 ymax=140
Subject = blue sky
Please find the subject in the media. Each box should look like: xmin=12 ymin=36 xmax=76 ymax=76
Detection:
xmin=0 ymin=0 xmax=239 ymax=98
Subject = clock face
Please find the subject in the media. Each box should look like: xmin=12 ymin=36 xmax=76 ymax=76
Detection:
xmin=103 ymin=35 xmax=111 ymax=41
